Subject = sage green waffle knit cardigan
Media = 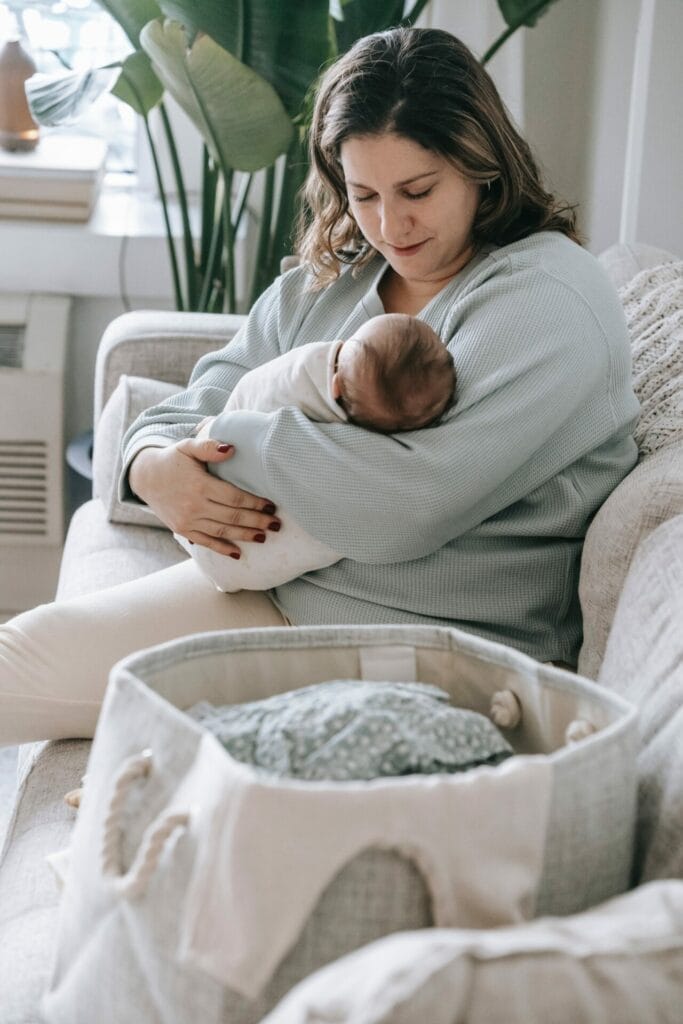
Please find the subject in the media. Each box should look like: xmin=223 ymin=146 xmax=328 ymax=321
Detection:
xmin=122 ymin=232 xmax=639 ymax=664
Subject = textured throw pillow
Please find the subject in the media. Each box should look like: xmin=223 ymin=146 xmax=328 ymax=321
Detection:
xmin=578 ymin=257 xmax=683 ymax=679
xmin=93 ymin=374 xmax=181 ymax=527
xmin=618 ymin=260 xmax=683 ymax=457
xmin=187 ymin=680 xmax=513 ymax=781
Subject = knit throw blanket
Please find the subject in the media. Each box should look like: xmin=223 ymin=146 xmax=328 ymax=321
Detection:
xmin=619 ymin=260 xmax=683 ymax=457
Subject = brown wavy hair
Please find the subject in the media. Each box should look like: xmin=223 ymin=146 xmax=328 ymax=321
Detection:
xmin=296 ymin=26 xmax=581 ymax=286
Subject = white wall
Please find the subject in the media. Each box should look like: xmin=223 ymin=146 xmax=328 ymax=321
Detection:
xmin=428 ymin=0 xmax=682 ymax=255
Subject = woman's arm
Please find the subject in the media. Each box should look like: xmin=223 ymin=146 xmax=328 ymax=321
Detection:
xmin=119 ymin=270 xmax=301 ymax=553
xmin=213 ymin=272 xmax=634 ymax=564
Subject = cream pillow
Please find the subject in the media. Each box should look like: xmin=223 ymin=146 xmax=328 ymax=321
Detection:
xmin=92 ymin=374 xmax=181 ymax=527
xmin=261 ymin=880 xmax=683 ymax=1024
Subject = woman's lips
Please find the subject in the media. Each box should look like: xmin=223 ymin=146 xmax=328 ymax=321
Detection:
xmin=387 ymin=240 xmax=428 ymax=256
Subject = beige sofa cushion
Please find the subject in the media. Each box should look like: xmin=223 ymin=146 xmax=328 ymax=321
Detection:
xmin=578 ymin=444 xmax=683 ymax=679
xmin=93 ymin=374 xmax=181 ymax=528
xmin=598 ymin=514 xmax=683 ymax=883
xmin=0 ymin=740 xmax=90 ymax=1024
xmin=261 ymin=879 xmax=683 ymax=1024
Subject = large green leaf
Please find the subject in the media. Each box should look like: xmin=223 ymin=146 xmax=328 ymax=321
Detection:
xmin=497 ymin=0 xmax=559 ymax=29
xmin=112 ymin=50 xmax=164 ymax=114
xmin=331 ymin=0 xmax=405 ymax=53
xmin=96 ymin=0 xmax=163 ymax=47
xmin=155 ymin=0 xmax=332 ymax=116
xmin=140 ymin=19 xmax=293 ymax=172
xmin=26 ymin=66 xmax=119 ymax=126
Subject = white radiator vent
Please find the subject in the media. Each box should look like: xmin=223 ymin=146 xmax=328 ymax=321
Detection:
xmin=0 ymin=325 xmax=24 ymax=368
xmin=0 ymin=440 xmax=48 ymax=537
xmin=0 ymin=293 xmax=71 ymax=611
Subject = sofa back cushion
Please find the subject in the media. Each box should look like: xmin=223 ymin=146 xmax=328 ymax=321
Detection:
xmin=578 ymin=251 xmax=683 ymax=678
xmin=598 ymin=514 xmax=683 ymax=883
xmin=578 ymin=445 xmax=683 ymax=679
xmin=93 ymin=374 xmax=182 ymax=527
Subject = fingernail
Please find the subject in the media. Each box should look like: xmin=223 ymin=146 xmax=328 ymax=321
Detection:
xmin=267 ymin=521 xmax=281 ymax=532
xmin=262 ymin=502 xmax=276 ymax=515
xmin=254 ymin=533 xmax=266 ymax=543
xmin=229 ymin=552 xmax=240 ymax=560
xmin=216 ymin=443 xmax=233 ymax=453
xmin=188 ymin=540 xmax=194 ymax=545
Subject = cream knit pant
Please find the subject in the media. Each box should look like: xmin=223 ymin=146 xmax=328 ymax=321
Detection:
xmin=0 ymin=560 xmax=286 ymax=745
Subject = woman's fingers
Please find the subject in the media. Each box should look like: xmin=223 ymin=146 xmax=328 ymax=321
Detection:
xmin=182 ymin=531 xmax=243 ymax=558
xmin=129 ymin=441 xmax=279 ymax=544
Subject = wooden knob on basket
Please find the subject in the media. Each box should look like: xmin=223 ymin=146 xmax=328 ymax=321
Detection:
xmin=490 ymin=689 xmax=522 ymax=729
xmin=565 ymin=719 xmax=597 ymax=744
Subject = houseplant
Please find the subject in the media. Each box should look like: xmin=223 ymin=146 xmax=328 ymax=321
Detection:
xmin=26 ymin=0 xmax=558 ymax=313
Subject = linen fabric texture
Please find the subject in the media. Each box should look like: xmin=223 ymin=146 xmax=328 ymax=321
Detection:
xmin=120 ymin=233 xmax=639 ymax=665
xmin=598 ymin=514 xmax=683 ymax=883
xmin=578 ymin=257 xmax=683 ymax=678
xmin=43 ymin=624 xmax=636 ymax=1024
xmin=94 ymin=374 xmax=181 ymax=527
xmin=261 ymin=880 xmax=683 ymax=1024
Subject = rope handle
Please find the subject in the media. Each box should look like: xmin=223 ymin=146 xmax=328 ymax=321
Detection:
xmin=101 ymin=749 xmax=189 ymax=900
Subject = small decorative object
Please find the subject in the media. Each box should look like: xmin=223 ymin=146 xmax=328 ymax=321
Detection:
xmin=0 ymin=37 xmax=39 ymax=152
xmin=565 ymin=718 xmax=597 ymax=745
xmin=490 ymin=689 xmax=523 ymax=729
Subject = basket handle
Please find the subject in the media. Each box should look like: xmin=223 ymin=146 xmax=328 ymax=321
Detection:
xmin=101 ymin=749 xmax=189 ymax=900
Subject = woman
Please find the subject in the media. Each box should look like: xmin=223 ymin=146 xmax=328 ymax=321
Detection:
xmin=0 ymin=28 xmax=638 ymax=744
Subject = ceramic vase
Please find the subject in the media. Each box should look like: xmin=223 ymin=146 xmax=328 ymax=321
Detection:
xmin=0 ymin=37 xmax=39 ymax=152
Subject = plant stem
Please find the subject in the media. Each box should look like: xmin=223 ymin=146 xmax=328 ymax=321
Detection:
xmin=249 ymin=164 xmax=275 ymax=309
xmin=267 ymin=134 xmax=307 ymax=281
xmin=482 ymin=1 xmax=555 ymax=64
xmin=222 ymin=168 xmax=236 ymax=312
xmin=141 ymin=112 xmax=184 ymax=310
xmin=231 ymin=172 xmax=253 ymax=234
xmin=400 ymin=0 xmax=432 ymax=27
xmin=159 ymin=101 xmax=197 ymax=309
xmin=199 ymin=147 xmax=217 ymax=275
xmin=199 ymin=172 xmax=224 ymax=312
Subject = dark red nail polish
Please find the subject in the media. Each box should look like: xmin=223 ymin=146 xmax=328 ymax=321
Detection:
xmin=268 ymin=521 xmax=281 ymax=532
xmin=262 ymin=502 xmax=276 ymax=515
xmin=216 ymin=443 xmax=232 ymax=453
xmin=255 ymin=533 xmax=266 ymax=543
xmin=229 ymin=552 xmax=240 ymax=560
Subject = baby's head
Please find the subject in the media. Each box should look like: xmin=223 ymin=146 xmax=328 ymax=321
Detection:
xmin=332 ymin=314 xmax=455 ymax=432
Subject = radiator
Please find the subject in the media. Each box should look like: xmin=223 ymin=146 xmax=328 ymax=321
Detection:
xmin=0 ymin=293 xmax=71 ymax=611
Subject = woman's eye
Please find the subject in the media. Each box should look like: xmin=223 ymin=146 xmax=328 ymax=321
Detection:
xmin=352 ymin=194 xmax=375 ymax=203
xmin=405 ymin=188 xmax=433 ymax=200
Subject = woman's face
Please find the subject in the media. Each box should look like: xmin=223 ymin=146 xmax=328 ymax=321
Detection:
xmin=340 ymin=132 xmax=480 ymax=285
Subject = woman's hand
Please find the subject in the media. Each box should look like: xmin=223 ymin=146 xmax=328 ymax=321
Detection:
xmin=128 ymin=439 xmax=279 ymax=557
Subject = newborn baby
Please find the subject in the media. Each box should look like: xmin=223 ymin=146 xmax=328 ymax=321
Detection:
xmin=178 ymin=313 xmax=456 ymax=591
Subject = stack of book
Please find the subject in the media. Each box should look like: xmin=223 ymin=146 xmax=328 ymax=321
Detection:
xmin=0 ymin=133 xmax=107 ymax=222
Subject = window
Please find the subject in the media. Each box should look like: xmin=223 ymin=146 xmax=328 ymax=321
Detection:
xmin=0 ymin=0 xmax=137 ymax=172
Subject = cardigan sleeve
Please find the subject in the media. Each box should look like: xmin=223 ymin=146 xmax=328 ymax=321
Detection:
xmin=216 ymin=269 xmax=622 ymax=564
xmin=119 ymin=271 xmax=289 ymax=479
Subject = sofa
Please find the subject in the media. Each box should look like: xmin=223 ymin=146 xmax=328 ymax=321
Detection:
xmin=0 ymin=241 xmax=681 ymax=1022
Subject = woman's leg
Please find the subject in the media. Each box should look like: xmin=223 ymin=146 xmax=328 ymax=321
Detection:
xmin=0 ymin=560 xmax=286 ymax=745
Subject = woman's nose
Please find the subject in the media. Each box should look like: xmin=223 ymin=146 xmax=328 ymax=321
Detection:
xmin=379 ymin=201 xmax=411 ymax=242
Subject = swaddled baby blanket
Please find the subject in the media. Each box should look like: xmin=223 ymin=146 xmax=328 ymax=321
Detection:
xmin=187 ymin=679 xmax=513 ymax=781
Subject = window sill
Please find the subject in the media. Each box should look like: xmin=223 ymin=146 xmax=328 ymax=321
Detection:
xmin=0 ymin=178 xmax=195 ymax=300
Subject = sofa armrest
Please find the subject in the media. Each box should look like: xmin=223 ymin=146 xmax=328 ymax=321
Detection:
xmin=93 ymin=310 xmax=246 ymax=424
